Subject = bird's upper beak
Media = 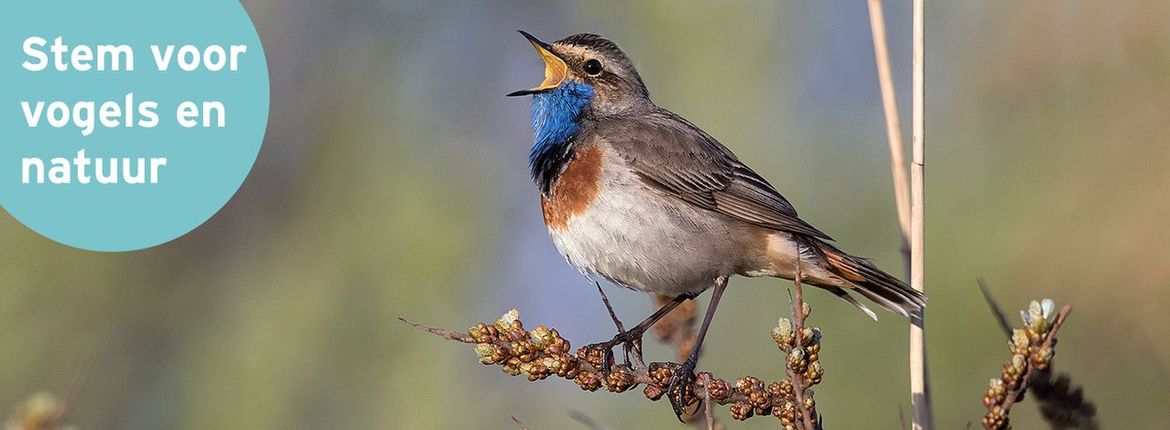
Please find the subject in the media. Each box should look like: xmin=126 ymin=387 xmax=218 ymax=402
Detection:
xmin=506 ymin=31 xmax=568 ymax=97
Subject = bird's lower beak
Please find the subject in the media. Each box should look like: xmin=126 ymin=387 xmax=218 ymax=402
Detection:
xmin=506 ymin=31 xmax=568 ymax=97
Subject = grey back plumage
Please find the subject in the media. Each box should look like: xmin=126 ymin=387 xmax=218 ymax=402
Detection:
xmin=582 ymin=108 xmax=833 ymax=241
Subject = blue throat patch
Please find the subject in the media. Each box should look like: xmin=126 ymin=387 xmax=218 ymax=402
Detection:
xmin=529 ymin=81 xmax=594 ymax=194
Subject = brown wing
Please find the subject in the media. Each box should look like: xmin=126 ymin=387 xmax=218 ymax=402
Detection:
xmin=593 ymin=108 xmax=833 ymax=241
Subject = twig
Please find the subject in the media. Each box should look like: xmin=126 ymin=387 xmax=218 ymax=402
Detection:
xmin=977 ymin=279 xmax=1014 ymax=338
xmin=398 ymin=317 xmax=474 ymax=342
xmin=700 ymin=373 xmax=715 ymax=430
xmin=908 ymin=0 xmax=933 ymax=428
xmin=982 ymin=301 xmax=1076 ymax=429
xmin=787 ymin=260 xmax=817 ymax=430
xmin=998 ymin=305 xmax=1071 ymax=413
xmin=569 ymin=410 xmax=612 ymax=430
xmin=980 ymin=293 xmax=1097 ymax=429
xmin=511 ymin=416 xmax=530 ymax=430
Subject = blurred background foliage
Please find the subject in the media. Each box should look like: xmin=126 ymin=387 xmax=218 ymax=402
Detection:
xmin=3 ymin=1 xmax=1168 ymax=428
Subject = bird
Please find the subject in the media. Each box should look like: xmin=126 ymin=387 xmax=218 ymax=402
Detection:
xmin=506 ymin=31 xmax=925 ymax=419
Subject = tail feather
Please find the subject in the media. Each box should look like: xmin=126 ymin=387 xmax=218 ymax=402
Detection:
xmin=825 ymin=286 xmax=879 ymax=321
xmin=814 ymin=241 xmax=926 ymax=318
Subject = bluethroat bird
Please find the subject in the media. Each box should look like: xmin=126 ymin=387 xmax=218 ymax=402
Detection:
xmin=507 ymin=31 xmax=926 ymax=419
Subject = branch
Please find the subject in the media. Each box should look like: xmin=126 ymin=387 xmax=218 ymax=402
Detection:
xmin=786 ymin=259 xmax=819 ymax=430
xmin=511 ymin=416 xmax=530 ymax=430
xmin=399 ymin=317 xmax=474 ymax=343
xmin=1002 ymin=305 xmax=1069 ymax=412
xmin=405 ymin=299 xmax=827 ymax=426
xmin=977 ymin=279 xmax=1014 ymax=338
xmin=978 ymin=287 xmax=1098 ymax=429
xmin=699 ymin=373 xmax=715 ymax=430
xmin=981 ymin=300 xmax=1074 ymax=430
xmin=569 ymin=410 xmax=612 ymax=430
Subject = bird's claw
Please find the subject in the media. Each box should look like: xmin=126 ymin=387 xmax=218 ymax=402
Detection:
xmin=620 ymin=338 xmax=642 ymax=368
xmin=583 ymin=330 xmax=644 ymax=377
xmin=667 ymin=358 xmax=698 ymax=422
xmin=581 ymin=341 xmax=616 ymax=378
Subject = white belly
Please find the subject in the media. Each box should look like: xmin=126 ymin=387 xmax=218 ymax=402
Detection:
xmin=546 ymin=184 xmax=750 ymax=296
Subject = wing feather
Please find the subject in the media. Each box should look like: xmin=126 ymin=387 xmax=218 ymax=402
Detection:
xmin=595 ymin=109 xmax=833 ymax=240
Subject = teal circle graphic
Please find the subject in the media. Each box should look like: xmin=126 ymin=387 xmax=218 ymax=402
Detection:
xmin=0 ymin=1 xmax=269 ymax=251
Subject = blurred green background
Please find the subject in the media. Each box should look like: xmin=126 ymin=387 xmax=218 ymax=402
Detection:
xmin=3 ymin=1 xmax=1168 ymax=428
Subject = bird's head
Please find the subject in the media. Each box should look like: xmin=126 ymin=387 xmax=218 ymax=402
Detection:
xmin=507 ymin=31 xmax=650 ymax=116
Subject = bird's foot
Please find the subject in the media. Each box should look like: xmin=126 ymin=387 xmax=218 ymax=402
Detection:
xmin=582 ymin=328 xmax=645 ymax=377
xmin=667 ymin=357 xmax=699 ymax=422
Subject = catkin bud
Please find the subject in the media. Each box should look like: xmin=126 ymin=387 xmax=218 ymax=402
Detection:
xmin=495 ymin=308 xmax=521 ymax=331
xmin=772 ymin=318 xmax=795 ymax=347
xmin=787 ymin=348 xmax=807 ymax=373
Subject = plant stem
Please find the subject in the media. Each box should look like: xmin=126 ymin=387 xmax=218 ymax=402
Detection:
xmin=866 ymin=0 xmax=911 ymax=252
xmin=909 ymin=0 xmax=933 ymax=428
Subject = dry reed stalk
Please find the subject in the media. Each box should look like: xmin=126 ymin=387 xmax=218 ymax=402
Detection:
xmin=909 ymin=0 xmax=934 ymax=429
xmin=866 ymin=0 xmax=933 ymax=427
xmin=866 ymin=0 xmax=912 ymax=250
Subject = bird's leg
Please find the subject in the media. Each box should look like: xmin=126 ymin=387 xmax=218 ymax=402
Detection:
xmin=594 ymin=283 xmax=633 ymax=369
xmin=585 ymin=293 xmax=692 ymax=376
xmin=668 ymin=276 xmax=729 ymax=422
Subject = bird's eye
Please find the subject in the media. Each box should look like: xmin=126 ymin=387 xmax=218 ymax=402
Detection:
xmin=583 ymin=59 xmax=603 ymax=76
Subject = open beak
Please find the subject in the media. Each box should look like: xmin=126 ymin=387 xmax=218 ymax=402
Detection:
xmin=506 ymin=31 xmax=568 ymax=97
